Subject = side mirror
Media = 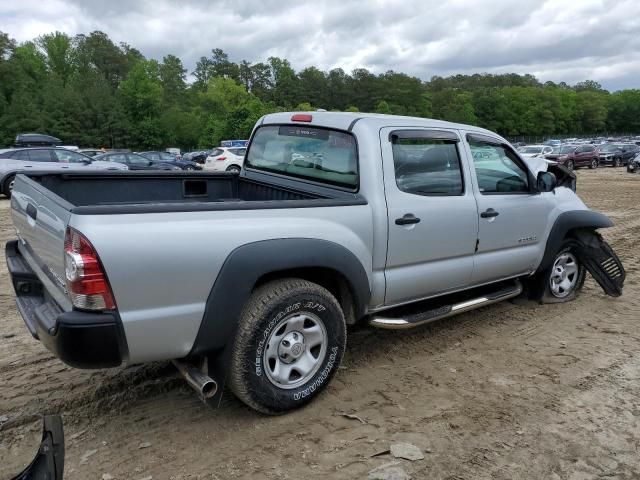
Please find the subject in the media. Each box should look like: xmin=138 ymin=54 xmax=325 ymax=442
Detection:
xmin=537 ymin=171 xmax=557 ymax=192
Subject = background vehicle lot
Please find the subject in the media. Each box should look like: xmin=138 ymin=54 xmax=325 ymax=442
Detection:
xmin=1 ymin=168 xmax=639 ymax=479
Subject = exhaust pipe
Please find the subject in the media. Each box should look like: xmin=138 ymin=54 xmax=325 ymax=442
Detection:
xmin=172 ymin=359 xmax=217 ymax=401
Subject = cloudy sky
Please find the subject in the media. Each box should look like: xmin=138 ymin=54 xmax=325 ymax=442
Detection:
xmin=2 ymin=0 xmax=639 ymax=90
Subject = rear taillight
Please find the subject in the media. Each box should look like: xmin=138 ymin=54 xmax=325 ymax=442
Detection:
xmin=64 ymin=227 xmax=116 ymax=311
xmin=216 ymin=156 xmax=226 ymax=161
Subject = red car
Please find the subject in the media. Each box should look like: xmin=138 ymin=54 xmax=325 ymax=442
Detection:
xmin=545 ymin=145 xmax=599 ymax=170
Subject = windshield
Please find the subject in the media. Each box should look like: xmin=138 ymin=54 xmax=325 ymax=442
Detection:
xmin=552 ymin=146 xmax=576 ymax=154
xmin=245 ymin=125 xmax=358 ymax=189
xmin=599 ymin=144 xmax=619 ymax=153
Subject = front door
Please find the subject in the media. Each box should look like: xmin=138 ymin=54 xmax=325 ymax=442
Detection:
xmin=465 ymin=133 xmax=554 ymax=284
xmin=382 ymin=128 xmax=478 ymax=306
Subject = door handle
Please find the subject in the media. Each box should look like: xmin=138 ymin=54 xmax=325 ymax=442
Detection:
xmin=395 ymin=214 xmax=421 ymax=225
xmin=480 ymin=208 xmax=499 ymax=218
xmin=26 ymin=203 xmax=37 ymax=221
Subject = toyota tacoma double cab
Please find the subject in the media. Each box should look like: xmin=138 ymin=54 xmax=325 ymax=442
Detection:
xmin=6 ymin=112 xmax=625 ymax=414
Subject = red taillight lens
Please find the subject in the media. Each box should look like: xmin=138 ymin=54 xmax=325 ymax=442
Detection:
xmin=64 ymin=227 xmax=115 ymax=310
xmin=291 ymin=114 xmax=312 ymax=122
xmin=216 ymin=156 xmax=226 ymax=161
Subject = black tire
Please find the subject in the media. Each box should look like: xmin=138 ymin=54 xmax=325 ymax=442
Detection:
xmin=527 ymin=242 xmax=586 ymax=304
xmin=3 ymin=174 xmax=15 ymax=198
xmin=589 ymin=158 xmax=598 ymax=169
xmin=613 ymin=157 xmax=622 ymax=168
xmin=228 ymin=278 xmax=346 ymax=414
xmin=226 ymin=165 xmax=241 ymax=173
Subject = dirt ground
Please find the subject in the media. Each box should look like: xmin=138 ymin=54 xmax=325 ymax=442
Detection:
xmin=1 ymin=168 xmax=639 ymax=480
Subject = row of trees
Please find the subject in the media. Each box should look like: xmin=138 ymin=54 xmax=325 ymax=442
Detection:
xmin=1 ymin=30 xmax=639 ymax=150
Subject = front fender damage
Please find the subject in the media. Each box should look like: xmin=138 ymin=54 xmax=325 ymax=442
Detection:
xmin=571 ymin=229 xmax=626 ymax=297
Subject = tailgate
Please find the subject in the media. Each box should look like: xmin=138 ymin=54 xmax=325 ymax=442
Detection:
xmin=10 ymin=174 xmax=73 ymax=309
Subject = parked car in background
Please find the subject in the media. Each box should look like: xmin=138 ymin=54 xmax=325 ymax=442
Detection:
xmin=138 ymin=151 xmax=202 ymax=170
xmin=0 ymin=147 xmax=127 ymax=197
xmin=93 ymin=152 xmax=181 ymax=171
xmin=166 ymin=147 xmax=181 ymax=158
xmin=183 ymin=150 xmax=209 ymax=164
xmin=204 ymin=147 xmax=246 ymax=173
xmin=517 ymin=145 xmax=554 ymax=158
xmin=627 ymin=153 xmax=640 ymax=173
xmin=543 ymin=139 xmax=562 ymax=147
xmin=545 ymin=144 xmax=599 ymax=170
xmin=597 ymin=144 xmax=625 ymax=167
xmin=618 ymin=144 xmax=639 ymax=166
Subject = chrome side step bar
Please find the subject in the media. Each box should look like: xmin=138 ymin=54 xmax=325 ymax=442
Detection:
xmin=369 ymin=280 xmax=523 ymax=330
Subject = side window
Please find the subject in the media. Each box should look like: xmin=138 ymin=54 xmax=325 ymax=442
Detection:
xmin=391 ymin=137 xmax=464 ymax=196
xmin=4 ymin=150 xmax=29 ymax=160
xmin=54 ymin=150 xmax=90 ymax=163
xmin=469 ymin=140 xmax=530 ymax=194
xmin=28 ymin=150 xmax=54 ymax=162
xmin=108 ymin=154 xmax=128 ymax=164
xmin=211 ymin=149 xmax=223 ymax=157
xmin=127 ymin=154 xmax=149 ymax=165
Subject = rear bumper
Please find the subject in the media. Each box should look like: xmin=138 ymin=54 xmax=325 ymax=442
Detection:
xmin=6 ymin=240 xmax=127 ymax=368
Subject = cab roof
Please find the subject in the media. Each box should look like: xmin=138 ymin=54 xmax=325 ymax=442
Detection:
xmin=260 ymin=111 xmax=505 ymax=141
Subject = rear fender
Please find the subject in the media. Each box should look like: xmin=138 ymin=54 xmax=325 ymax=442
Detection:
xmin=189 ymin=238 xmax=371 ymax=356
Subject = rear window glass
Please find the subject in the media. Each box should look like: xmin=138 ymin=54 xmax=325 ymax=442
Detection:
xmin=245 ymin=125 xmax=358 ymax=189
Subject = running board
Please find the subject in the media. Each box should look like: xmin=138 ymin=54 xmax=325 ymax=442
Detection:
xmin=369 ymin=280 xmax=523 ymax=329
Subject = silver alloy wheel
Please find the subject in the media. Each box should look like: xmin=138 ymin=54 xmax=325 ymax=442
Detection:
xmin=9 ymin=178 xmax=14 ymax=192
xmin=263 ymin=312 xmax=327 ymax=390
xmin=591 ymin=159 xmax=598 ymax=169
xmin=549 ymin=252 xmax=580 ymax=298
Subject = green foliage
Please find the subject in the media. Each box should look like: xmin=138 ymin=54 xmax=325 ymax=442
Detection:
xmin=1 ymin=29 xmax=639 ymax=151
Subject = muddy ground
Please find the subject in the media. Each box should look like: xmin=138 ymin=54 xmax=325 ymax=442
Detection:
xmin=1 ymin=168 xmax=639 ymax=480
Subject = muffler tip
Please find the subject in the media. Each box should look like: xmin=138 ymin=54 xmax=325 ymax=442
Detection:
xmin=201 ymin=379 xmax=217 ymax=399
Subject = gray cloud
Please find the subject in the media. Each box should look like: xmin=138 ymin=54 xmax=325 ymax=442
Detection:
xmin=1 ymin=0 xmax=638 ymax=90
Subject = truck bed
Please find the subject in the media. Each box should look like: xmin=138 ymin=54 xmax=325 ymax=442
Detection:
xmin=22 ymin=171 xmax=366 ymax=214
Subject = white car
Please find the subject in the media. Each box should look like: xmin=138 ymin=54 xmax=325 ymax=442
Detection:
xmin=517 ymin=145 xmax=554 ymax=158
xmin=204 ymin=147 xmax=246 ymax=173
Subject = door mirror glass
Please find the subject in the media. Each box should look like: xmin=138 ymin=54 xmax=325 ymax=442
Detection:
xmin=537 ymin=171 xmax=557 ymax=192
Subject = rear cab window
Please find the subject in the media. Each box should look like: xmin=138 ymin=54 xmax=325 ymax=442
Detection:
xmin=245 ymin=125 xmax=358 ymax=189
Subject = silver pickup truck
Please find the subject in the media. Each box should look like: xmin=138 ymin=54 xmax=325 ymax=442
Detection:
xmin=6 ymin=112 xmax=625 ymax=414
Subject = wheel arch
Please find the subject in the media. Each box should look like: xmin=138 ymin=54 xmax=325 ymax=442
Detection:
xmin=536 ymin=210 xmax=613 ymax=274
xmin=189 ymin=238 xmax=371 ymax=356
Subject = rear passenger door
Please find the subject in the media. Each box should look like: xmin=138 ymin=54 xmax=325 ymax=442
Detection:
xmin=381 ymin=128 xmax=478 ymax=306
xmin=465 ymin=133 xmax=554 ymax=284
xmin=25 ymin=149 xmax=62 ymax=170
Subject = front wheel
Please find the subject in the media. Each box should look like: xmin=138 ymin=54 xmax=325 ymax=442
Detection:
xmin=228 ymin=278 xmax=346 ymax=414
xmin=3 ymin=174 xmax=15 ymax=198
xmin=528 ymin=243 xmax=586 ymax=304
xmin=589 ymin=158 xmax=598 ymax=169
xmin=613 ymin=157 xmax=622 ymax=168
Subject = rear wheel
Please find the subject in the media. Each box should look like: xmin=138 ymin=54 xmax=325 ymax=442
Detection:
xmin=228 ymin=278 xmax=346 ymax=414
xmin=3 ymin=174 xmax=15 ymax=198
xmin=613 ymin=157 xmax=622 ymax=168
xmin=589 ymin=158 xmax=598 ymax=169
xmin=226 ymin=165 xmax=241 ymax=173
